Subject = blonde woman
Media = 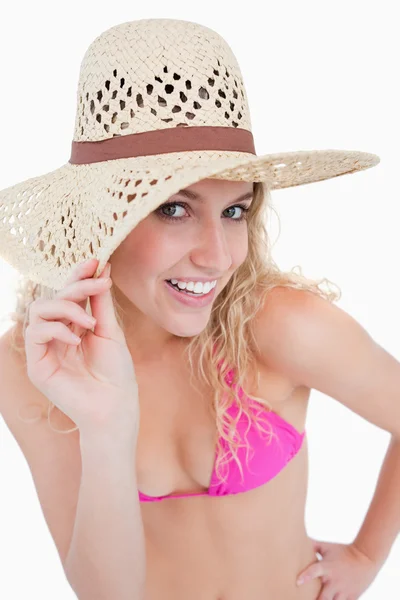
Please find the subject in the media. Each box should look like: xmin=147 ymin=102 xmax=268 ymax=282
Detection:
xmin=0 ymin=18 xmax=396 ymax=600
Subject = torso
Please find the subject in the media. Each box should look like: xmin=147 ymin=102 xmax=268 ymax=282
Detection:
xmin=7 ymin=324 xmax=323 ymax=599
xmin=132 ymin=343 xmax=323 ymax=599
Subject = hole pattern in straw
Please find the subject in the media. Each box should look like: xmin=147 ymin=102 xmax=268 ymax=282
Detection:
xmin=79 ymin=60 xmax=246 ymax=138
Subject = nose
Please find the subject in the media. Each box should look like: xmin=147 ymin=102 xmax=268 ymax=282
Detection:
xmin=189 ymin=221 xmax=233 ymax=273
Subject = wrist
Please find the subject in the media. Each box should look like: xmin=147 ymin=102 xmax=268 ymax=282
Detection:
xmin=78 ymin=398 xmax=139 ymax=432
xmin=351 ymin=538 xmax=389 ymax=567
xmin=79 ymin=413 xmax=139 ymax=447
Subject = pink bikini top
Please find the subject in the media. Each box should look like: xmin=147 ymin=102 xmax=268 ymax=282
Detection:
xmin=138 ymin=367 xmax=306 ymax=502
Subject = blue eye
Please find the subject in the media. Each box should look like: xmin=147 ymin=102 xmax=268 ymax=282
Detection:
xmin=156 ymin=201 xmax=250 ymax=223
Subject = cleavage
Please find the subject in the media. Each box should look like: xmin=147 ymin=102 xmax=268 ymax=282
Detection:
xmin=135 ymin=362 xmax=218 ymax=496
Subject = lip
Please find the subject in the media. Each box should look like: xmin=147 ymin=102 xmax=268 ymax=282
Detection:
xmin=164 ymin=280 xmax=216 ymax=308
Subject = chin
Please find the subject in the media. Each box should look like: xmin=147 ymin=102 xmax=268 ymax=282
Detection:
xmin=165 ymin=319 xmax=210 ymax=339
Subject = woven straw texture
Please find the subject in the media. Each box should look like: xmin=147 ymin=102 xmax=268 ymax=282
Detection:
xmin=0 ymin=18 xmax=380 ymax=291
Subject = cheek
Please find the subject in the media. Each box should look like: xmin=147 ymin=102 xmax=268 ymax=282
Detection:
xmin=231 ymin=235 xmax=249 ymax=265
xmin=115 ymin=225 xmax=183 ymax=279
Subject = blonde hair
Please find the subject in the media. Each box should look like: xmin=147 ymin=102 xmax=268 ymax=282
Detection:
xmin=7 ymin=180 xmax=341 ymax=486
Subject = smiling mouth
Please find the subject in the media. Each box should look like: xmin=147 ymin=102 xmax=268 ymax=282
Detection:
xmin=166 ymin=280 xmax=215 ymax=296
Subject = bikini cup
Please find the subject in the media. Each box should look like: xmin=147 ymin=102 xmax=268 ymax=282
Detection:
xmin=138 ymin=367 xmax=305 ymax=501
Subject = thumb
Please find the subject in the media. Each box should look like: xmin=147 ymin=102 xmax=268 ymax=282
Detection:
xmin=90 ymin=263 xmax=123 ymax=341
xmin=312 ymin=539 xmax=322 ymax=553
xmin=312 ymin=539 xmax=327 ymax=560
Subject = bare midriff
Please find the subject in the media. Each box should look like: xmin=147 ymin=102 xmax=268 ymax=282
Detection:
xmin=140 ymin=440 xmax=322 ymax=599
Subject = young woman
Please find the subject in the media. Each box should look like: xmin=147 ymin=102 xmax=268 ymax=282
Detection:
xmin=0 ymin=18 xmax=395 ymax=600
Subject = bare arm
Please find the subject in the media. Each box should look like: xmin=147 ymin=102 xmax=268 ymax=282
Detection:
xmin=352 ymin=435 xmax=400 ymax=564
xmin=64 ymin=424 xmax=146 ymax=600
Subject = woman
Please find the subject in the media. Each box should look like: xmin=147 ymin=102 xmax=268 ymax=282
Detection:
xmin=0 ymin=18 xmax=395 ymax=600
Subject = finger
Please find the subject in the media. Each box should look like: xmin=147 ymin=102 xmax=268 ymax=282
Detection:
xmin=32 ymin=279 xmax=108 ymax=338
xmin=64 ymin=258 xmax=99 ymax=288
xmin=297 ymin=561 xmax=325 ymax=586
xmin=25 ymin=321 xmax=82 ymax=379
xmin=90 ymin=263 xmax=123 ymax=341
xmin=316 ymin=582 xmax=337 ymax=600
xmin=312 ymin=540 xmax=327 ymax=558
xmin=61 ymin=258 xmax=101 ymax=313
xmin=93 ymin=258 xmax=111 ymax=280
xmin=312 ymin=539 xmax=322 ymax=552
xmin=28 ymin=298 xmax=97 ymax=330
xmin=55 ymin=259 xmax=107 ymax=334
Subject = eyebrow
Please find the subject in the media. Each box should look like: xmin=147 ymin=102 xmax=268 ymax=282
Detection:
xmin=174 ymin=189 xmax=254 ymax=203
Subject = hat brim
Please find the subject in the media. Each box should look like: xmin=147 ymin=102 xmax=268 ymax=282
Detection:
xmin=0 ymin=148 xmax=379 ymax=290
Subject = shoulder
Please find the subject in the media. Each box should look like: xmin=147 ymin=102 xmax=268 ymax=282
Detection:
xmin=0 ymin=324 xmax=38 ymax=398
xmin=255 ymin=284 xmax=334 ymax=326
xmin=252 ymin=284 xmax=332 ymax=347
xmin=251 ymin=285 xmax=354 ymax=388
xmin=0 ymin=325 xmax=30 ymax=401
xmin=0 ymin=325 xmax=46 ymax=432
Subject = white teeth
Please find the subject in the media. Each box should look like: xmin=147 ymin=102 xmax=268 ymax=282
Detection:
xmin=169 ymin=279 xmax=217 ymax=295
xmin=194 ymin=281 xmax=208 ymax=294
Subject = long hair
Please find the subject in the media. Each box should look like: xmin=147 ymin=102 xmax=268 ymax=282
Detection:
xmin=6 ymin=180 xmax=341 ymax=486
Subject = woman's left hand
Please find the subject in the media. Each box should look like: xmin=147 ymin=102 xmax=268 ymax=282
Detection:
xmin=296 ymin=539 xmax=383 ymax=599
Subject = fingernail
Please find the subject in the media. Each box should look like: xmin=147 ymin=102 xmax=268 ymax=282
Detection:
xmin=297 ymin=578 xmax=304 ymax=586
xmin=104 ymin=263 xmax=111 ymax=277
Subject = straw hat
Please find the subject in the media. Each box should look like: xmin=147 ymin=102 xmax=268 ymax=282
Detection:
xmin=0 ymin=18 xmax=380 ymax=291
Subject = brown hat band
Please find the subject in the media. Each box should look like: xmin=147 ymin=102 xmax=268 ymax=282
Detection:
xmin=69 ymin=126 xmax=256 ymax=165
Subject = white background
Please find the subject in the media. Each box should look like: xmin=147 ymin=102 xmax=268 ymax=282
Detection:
xmin=1 ymin=1 xmax=399 ymax=598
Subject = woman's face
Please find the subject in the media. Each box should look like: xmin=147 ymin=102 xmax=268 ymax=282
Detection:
xmin=109 ymin=177 xmax=254 ymax=342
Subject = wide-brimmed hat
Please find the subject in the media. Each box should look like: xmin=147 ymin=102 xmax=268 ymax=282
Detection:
xmin=0 ymin=18 xmax=380 ymax=291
